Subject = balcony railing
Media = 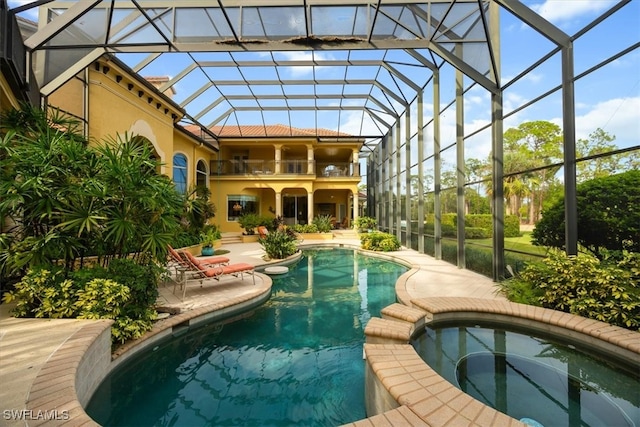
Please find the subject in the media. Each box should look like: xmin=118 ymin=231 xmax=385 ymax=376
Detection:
xmin=212 ymin=160 xmax=276 ymax=175
xmin=211 ymin=160 xmax=359 ymax=177
xmin=316 ymin=162 xmax=359 ymax=178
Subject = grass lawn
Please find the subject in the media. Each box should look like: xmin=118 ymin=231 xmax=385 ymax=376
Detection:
xmin=470 ymin=232 xmax=548 ymax=256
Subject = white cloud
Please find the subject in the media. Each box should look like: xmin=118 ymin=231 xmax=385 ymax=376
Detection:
xmin=501 ymin=95 xmax=639 ymax=149
xmin=529 ymin=0 xmax=617 ymax=25
xmin=574 ymin=96 xmax=640 ymax=147
xmin=276 ymin=51 xmax=336 ymax=78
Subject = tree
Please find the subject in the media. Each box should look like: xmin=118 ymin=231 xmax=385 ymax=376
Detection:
xmin=0 ymin=105 xmax=184 ymax=277
xmin=502 ymin=121 xmax=563 ymax=224
xmin=532 ymin=170 xmax=640 ymax=258
xmin=576 ymin=128 xmax=640 ymax=183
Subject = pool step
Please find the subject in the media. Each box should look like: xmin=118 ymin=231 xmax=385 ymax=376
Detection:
xmin=381 ymin=303 xmax=427 ymax=332
xmin=365 ymin=304 xmax=429 ymax=344
xmin=364 ymin=317 xmax=413 ymax=344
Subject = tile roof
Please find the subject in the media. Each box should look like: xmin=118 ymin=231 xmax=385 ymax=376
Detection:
xmin=210 ymin=124 xmax=353 ymax=138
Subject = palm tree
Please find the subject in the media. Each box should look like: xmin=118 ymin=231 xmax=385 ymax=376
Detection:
xmin=0 ymin=105 xmax=184 ymax=278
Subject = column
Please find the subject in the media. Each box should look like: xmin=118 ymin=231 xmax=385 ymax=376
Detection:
xmin=307 ymin=145 xmax=314 ymax=174
xmin=417 ymin=91 xmax=425 ymax=253
xmin=455 ymin=56 xmax=465 ymax=269
xmin=352 ymin=189 xmax=359 ymax=228
xmin=275 ymin=191 xmax=282 ymax=217
xmin=307 ymin=191 xmax=314 ymax=225
xmin=352 ymin=149 xmax=359 ymax=176
xmin=433 ymin=70 xmax=442 ymax=260
xmin=275 ymin=145 xmax=282 ymax=174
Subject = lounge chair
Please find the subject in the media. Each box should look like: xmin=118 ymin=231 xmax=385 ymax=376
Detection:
xmin=168 ymin=245 xmax=229 ymax=267
xmin=180 ymin=249 xmax=229 ymax=268
xmin=174 ymin=251 xmax=256 ymax=300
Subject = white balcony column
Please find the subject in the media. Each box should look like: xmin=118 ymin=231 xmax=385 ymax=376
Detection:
xmin=275 ymin=191 xmax=282 ymax=217
xmin=307 ymin=145 xmax=314 ymax=174
xmin=275 ymin=145 xmax=282 ymax=174
xmin=307 ymin=191 xmax=314 ymax=224
xmin=352 ymin=149 xmax=359 ymax=176
xmin=352 ymin=189 xmax=359 ymax=228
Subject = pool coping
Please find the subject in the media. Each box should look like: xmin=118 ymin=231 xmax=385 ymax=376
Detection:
xmin=19 ymin=243 xmax=411 ymax=426
xmin=19 ymin=244 xmax=638 ymax=426
xmin=346 ymin=297 xmax=640 ymax=427
xmin=24 ymin=272 xmax=274 ymax=427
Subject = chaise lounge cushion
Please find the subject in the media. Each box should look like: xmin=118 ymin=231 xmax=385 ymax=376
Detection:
xmin=203 ymin=263 xmax=255 ymax=278
xmin=182 ymin=250 xmax=230 ymax=267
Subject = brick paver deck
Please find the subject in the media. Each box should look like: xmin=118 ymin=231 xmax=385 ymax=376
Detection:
xmin=2 ymin=239 xmax=636 ymax=426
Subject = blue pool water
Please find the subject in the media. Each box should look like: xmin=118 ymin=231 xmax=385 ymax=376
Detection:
xmin=412 ymin=321 xmax=640 ymax=427
xmin=87 ymin=248 xmax=408 ymax=426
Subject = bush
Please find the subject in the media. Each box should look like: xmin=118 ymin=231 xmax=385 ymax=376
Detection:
xmin=292 ymin=223 xmax=318 ymax=233
xmin=259 ymin=229 xmax=298 ymax=259
xmin=238 ymin=213 xmax=262 ymax=235
xmin=2 ymin=265 xmax=158 ymax=343
xmin=360 ymin=232 xmax=401 ymax=252
xmin=496 ymin=276 xmax=545 ymax=305
xmin=515 ymin=249 xmax=640 ymax=330
xmin=424 ymin=214 xmax=520 ymax=238
xmin=312 ymin=215 xmax=333 ymax=233
xmin=355 ymin=216 xmax=377 ymax=232
xmin=532 ymin=170 xmax=640 ymax=257
xmin=465 ymin=227 xmax=491 ymax=239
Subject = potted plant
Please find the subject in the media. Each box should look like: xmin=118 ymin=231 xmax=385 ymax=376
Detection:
xmin=200 ymin=225 xmax=222 ymax=256
xmin=238 ymin=213 xmax=262 ymax=242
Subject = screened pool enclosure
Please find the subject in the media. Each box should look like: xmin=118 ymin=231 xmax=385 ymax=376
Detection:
xmin=5 ymin=0 xmax=639 ymax=280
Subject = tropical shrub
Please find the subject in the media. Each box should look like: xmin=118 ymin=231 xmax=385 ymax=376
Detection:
xmin=292 ymin=223 xmax=318 ymax=233
xmin=532 ymin=170 xmax=640 ymax=257
xmin=0 ymin=105 xmax=185 ymax=276
xmin=101 ymin=258 xmax=162 ymax=319
xmin=200 ymin=225 xmax=222 ymax=248
xmin=180 ymin=185 xmax=217 ymax=236
xmin=2 ymin=266 xmax=157 ymax=343
xmin=259 ymin=229 xmax=298 ymax=259
xmin=360 ymin=232 xmax=401 ymax=252
xmin=312 ymin=215 xmax=333 ymax=233
xmin=506 ymin=249 xmax=640 ymax=330
xmin=355 ymin=216 xmax=377 ymax=232
xmin=238 ymin=213 xmax=262 ymax=235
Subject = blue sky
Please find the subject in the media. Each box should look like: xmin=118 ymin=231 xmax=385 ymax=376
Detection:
xmin=8 ymin=0 xmax=639 ymax=158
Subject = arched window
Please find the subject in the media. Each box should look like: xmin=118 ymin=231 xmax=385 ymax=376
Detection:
xmin=196 ymin=159 xmax=208 ymax=188
xmin=173 ymin=154 xmax=187 ymax=194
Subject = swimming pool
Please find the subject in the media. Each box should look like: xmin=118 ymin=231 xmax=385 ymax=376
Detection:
xmin=411 ymin=321 xmax=640 ymax=427
xmin=86 ymin=248 xmax=408 ymax=426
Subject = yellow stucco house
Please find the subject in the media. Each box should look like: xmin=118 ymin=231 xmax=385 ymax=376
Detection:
xmin=203 ymin=124 xmax=362 ymax=233
xmin=2 ymin=48 xmax=362 ymax=234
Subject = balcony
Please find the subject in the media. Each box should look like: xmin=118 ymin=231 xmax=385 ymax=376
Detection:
xmin=211 ymin=160 xmax=359 ymax=178
xmin=212 ymin=160 xmax=277 ymax=175
xmin=316 ymin=162 xmax=359 ymax=178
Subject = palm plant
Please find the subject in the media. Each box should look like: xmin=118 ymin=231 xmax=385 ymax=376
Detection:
xmin=0 ymin=105 xmax=94 ymax=274
xmin=92 ymin=133 xmax=183 ymax=264
xmin=182 ymin=185 xmax=216 ymax=231
xmin=0 ymin=105 xmax=185 ymax=277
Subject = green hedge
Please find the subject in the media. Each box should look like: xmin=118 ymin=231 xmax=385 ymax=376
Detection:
xmin=423 ymin=214 xmax=520 ymax=238
xmin=421 ymin=236 xmax=541 ymax=279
